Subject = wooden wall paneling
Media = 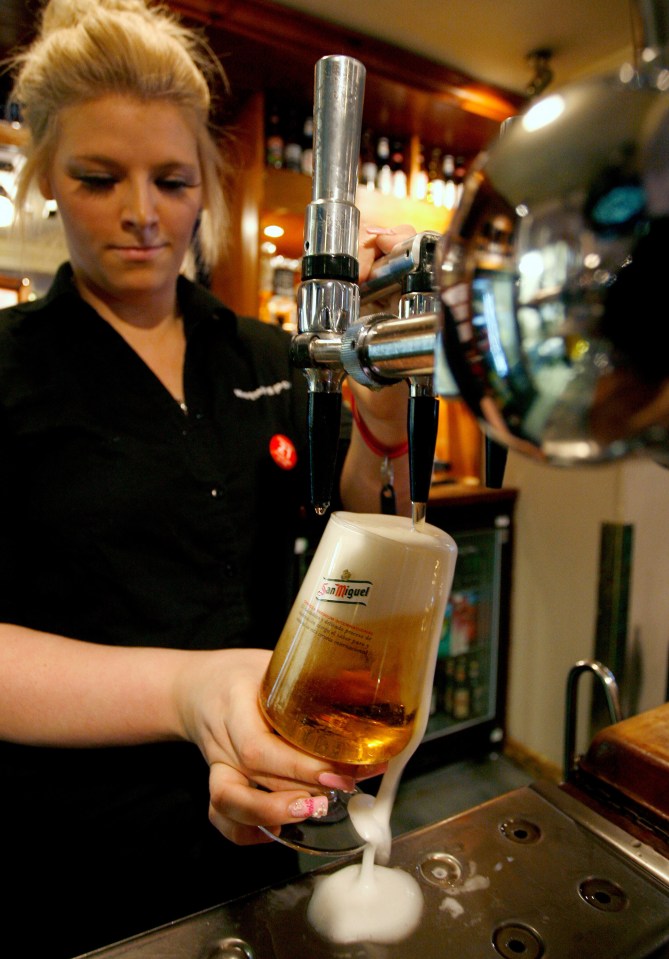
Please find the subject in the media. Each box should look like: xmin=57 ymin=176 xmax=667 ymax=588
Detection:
xmin=210 ymin=91 xmax=265 ymax=316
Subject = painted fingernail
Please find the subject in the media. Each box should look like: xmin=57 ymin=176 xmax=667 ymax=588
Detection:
xmin=289 ymin=795 xmax=329 ymax=819
xmin=318 ymin=772 xmax=357 ymax=793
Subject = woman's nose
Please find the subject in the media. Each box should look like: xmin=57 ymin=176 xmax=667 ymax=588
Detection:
xmin=121 ymin=179 xmax=159 ymax=229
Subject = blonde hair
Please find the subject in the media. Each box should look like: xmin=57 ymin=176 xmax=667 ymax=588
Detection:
xmin=9 ymin=0 xmax=229 ymax=269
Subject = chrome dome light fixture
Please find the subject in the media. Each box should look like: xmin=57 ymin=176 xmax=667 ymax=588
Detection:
xmin=437 ymin=0 xmax=669 ymax=468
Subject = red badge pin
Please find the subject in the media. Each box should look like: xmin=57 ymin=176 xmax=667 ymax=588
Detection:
xmin=269 ymin=434 xmax=298 ymax=470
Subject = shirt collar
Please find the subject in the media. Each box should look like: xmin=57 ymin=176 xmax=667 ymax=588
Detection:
xmin=26 ymin=263 xmax=239 ymax=338
xmin=175 ymin=273 xmax=238 ymax=338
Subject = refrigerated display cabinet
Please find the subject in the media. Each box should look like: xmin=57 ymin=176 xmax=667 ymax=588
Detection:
xmin=408 ymin=485 xmax=518 ymax=775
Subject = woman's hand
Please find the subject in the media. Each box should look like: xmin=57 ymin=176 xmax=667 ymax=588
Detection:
xmin=0 ymin=626 xmax=381 ymax=847
xmin=358 ymin=223 xmax=416 ymax=311
xmin=174 ymin=647 xmax=380 ymax=845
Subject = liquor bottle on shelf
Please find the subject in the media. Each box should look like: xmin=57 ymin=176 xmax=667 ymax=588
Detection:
xmin=282 ymin=109 xmax=302 ymax=172
xmin=454 ymin=155 xmax=467 ymax=206
xmin=443 ymin=153 xmax=458 ymax=210
xmin=267 ymin=264 xmax=298 ymax=331
xmin=410 ymin=142 xmax=429 ymax=201
xmin=359 ymin=128 xmax=378 ymax=191
xmin=427 ymin=147 xmax=446 ymax=207
xmin=390 ymin=138 xmax=407 ymax=199
xmin=300 ymin=114 xmax=314 ymax=176
xmin=468 ymin=652 xmax=487 ymax=718
xmin=265 ymin=102 xmax=284 ymax=169
xmin=452 ymin=654 xmax=471 ymax=722
xmin=443 ymin=656 xmax=455 ymax=717
xmin=450 ymin=589 xmax=477 ymax=654
xmin=257 ymin=241 xmax=275 ymax=323
xmin=375 ymin=135 xmax=393 ymax=195
xmin=431 ymin=612 xmax=451 ymax=717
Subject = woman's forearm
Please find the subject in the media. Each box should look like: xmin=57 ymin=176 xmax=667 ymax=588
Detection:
xmin=340 ymin=379 xmax=411 ymax=516
xmin=0 ymin=623 xmax=187 ymax=747
xmin=340 ymin=426 xmax=411 ymax=515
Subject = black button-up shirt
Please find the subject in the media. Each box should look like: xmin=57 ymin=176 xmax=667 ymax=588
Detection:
xmin=0 ymin=263 xmax=316 ymax=650
xmin=0 ymin=265 xmax=334 ymax=953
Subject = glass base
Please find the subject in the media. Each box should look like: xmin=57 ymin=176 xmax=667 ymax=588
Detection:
xmin=259 ymin=787 xmax=366 ymax=857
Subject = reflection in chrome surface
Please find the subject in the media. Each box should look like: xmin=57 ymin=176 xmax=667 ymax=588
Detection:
xmin=437 ymin=53 xmax=669 ymax=467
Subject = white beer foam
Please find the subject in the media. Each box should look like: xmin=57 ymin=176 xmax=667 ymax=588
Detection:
xmin=333 ymin=512 xmax=455 ymax=552
xmin=310 ymin=512 xmax=457 ymax=621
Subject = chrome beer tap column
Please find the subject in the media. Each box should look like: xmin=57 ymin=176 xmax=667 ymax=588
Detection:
xmin=290 ymin=55 xmax=366 ymax=514
xmin=292 ymin=55 xmax=446 ymax=517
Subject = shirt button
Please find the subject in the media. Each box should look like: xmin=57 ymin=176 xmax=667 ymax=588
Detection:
xmin=223 ymin=562 xmax=236 ymax=578
xmin=210 ymin=488 xmax=221 ymax=498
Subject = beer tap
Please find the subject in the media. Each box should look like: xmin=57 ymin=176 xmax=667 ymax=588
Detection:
xmin=357 ymin=231 xmax=442 ymax=527
xmin=291 ymin=55 xmax=444 ymax=519
xmin=290 ymin=55 xmax=365 ymax=515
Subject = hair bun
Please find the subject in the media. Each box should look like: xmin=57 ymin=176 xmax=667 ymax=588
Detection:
xmin=40 ymin=0 xmax=158 ymax=37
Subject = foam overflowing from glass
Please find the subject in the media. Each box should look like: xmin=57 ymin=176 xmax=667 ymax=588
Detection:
xmin=259 ymin=511 xmax=457 ymax=866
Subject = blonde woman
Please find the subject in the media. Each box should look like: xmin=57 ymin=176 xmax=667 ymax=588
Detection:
xmin=0 ymin=0 xmax=412 ymax=954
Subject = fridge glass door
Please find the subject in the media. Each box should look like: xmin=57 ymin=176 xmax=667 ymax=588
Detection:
xmin=426 ymin=527 xmax=502 ymax=737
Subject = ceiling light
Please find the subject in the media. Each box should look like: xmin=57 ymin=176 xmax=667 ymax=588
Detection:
xmin=264 ymin=224 xmax=285 ymax=238
xmin=522 ymin=94 xmax=565 ymax=132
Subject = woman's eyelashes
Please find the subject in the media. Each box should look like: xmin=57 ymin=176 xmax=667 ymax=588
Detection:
xmin=155 ymin=176 xmax=201 ymax=192
xmin=71 ymin=172 xmax=200 ymax=193
xmin=74 ymin=173 xmax=117 ymax=191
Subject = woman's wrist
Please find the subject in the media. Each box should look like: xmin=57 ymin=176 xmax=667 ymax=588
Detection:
xmin=349 ymin=393 xmax=408 ymax=459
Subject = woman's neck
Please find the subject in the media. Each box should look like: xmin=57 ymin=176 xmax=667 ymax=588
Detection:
xmin=75 ymin=278 xmax=187 ymax=402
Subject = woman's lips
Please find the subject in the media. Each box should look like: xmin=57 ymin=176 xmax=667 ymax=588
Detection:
xmin=111 ymin=244 xmax=167 ymax=261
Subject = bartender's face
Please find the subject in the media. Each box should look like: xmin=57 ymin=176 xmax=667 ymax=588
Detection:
xmin=39 ymin=94 xmax=203 ymax=312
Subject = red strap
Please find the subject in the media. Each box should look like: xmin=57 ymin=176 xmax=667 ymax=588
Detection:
xmin=349 ymin=394 xmax=409 ymax=459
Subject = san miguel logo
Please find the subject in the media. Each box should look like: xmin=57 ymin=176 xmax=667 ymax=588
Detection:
xmin=315 ymin=568 xmax=373 ymax=605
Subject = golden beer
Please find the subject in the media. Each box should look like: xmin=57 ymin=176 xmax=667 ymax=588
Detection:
xmin=261 ymin=612 xmax=431 ymax=764
xmin=260 ymin=512 xmax=458 ymax=766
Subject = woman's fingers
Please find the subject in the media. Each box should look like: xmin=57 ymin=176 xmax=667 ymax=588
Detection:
xmin=358 ymin=223 xmax=416 ymax=282
xmin=177 ymin=648 xmax=387 ymax=845
xmin=208 ymin=761 xmax=328 ymax=844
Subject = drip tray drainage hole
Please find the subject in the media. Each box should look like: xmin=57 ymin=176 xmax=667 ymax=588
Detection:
xmin=493 ymin=923 xmax=544 ymax=959
xmin=205 ymin=938 xmax=256 ymax=959
xmin=419 ymin=852 xmax=463 ymax=888
xmin=499 ymin=818 xmax=541 ymax=844
xmin=579 ymin=877 xmax=628 ymax=912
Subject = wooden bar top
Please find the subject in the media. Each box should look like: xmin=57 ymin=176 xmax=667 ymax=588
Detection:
xmin=579 ymin=702 xmax=669 ymax=824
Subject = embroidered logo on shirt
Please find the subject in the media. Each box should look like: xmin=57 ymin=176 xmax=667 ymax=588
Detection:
xmin=233 ymin=380 xmax=292 ymax=401
xmin=269 ymin=434 xmax=298 ymax=470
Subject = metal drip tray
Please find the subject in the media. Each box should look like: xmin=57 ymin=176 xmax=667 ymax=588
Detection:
xmin=87 ymin=782 xmax=669 ymax=959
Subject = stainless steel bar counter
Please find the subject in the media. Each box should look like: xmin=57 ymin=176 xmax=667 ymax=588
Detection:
xmin=81 ymin=780 xmax=669 ymax=959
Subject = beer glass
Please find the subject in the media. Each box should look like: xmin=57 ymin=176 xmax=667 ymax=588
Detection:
xmin=259 ymin=511 xmax=457 ymax=855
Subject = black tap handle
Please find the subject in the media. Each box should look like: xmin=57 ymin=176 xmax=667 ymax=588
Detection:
xmin=308 ymin=391 xmax=343 ymax=513
xmin=408 ymin=395 xmax=440 ymax=506
xmin=485 ymin=435 xmax=508 ymax=489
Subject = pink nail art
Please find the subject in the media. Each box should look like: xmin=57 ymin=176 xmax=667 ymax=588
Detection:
xmin=289 ymin=795 xmax=329 ymax=819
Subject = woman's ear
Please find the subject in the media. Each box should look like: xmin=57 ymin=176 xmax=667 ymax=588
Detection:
xmin=37 ymin=172 xmax=54 ymax=200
